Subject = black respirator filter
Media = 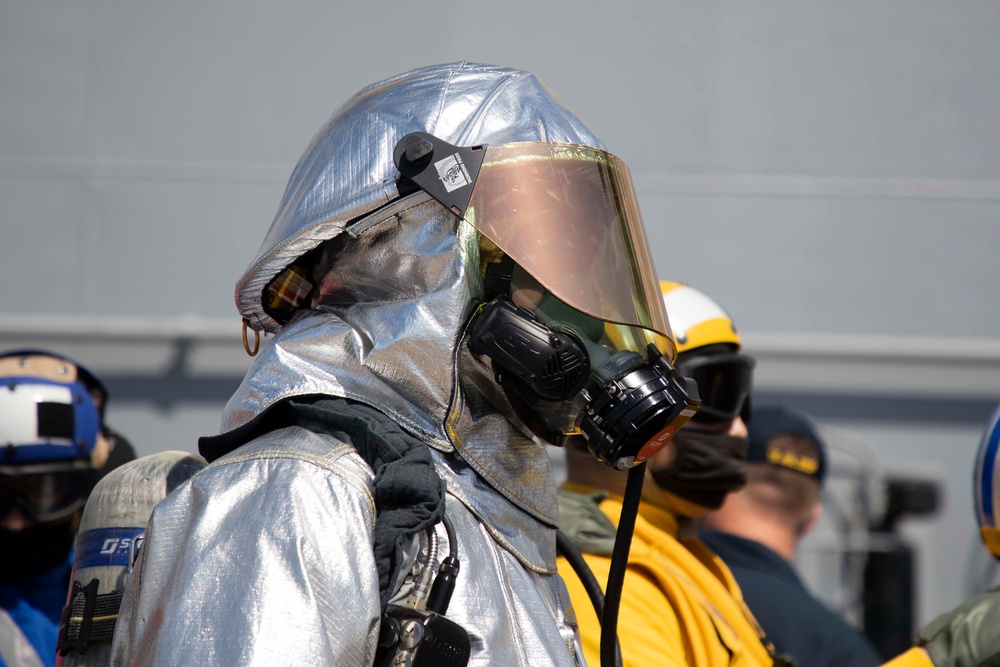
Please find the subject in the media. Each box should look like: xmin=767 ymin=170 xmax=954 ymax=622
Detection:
xmin=469 ymin=298 xmax=700 ymax=470
xmin=468 ymin=297 xmax=590 ymax=404
xmin=581 ymin=352 xmax=700 ymax=470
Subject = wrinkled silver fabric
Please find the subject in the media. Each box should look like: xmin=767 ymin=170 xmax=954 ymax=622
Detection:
xmin=113 ymin=427 xmax=584 ymax=665
xmin=113 ymin=62 xmax=605 ymax=665
xmin=236 ymin=62 xmax=603 ymax=335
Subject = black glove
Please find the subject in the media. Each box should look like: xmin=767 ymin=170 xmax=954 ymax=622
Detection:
xmin=915 ymin=585 xmax=1000 ymax=667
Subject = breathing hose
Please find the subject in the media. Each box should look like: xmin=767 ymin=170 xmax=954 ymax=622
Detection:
xmin=600 ymin=463 xmax=646 ymax=667
xmin=555 ymin=531 xmax=622 ymax=667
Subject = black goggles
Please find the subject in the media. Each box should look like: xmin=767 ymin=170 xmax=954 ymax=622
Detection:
xmin=675 ymin=352 xmax=755 ymax=423
xmin=0 ymin=470 xmax=90 ymax=524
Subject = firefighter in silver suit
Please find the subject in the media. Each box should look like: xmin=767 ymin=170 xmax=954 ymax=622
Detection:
xmin=113 ymin=62 xmax=694 ymax=666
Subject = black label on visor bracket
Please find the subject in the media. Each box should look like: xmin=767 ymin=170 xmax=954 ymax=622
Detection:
xmin=393 ymin=132 xmax=487 ymax=217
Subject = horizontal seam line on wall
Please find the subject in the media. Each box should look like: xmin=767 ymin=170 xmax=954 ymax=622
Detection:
xmin=3 ymin=157 xmax=1000 ymax=201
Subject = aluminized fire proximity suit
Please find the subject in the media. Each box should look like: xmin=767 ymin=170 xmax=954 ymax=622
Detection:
xmin=111 ymin=62 xmax=677 ymax=666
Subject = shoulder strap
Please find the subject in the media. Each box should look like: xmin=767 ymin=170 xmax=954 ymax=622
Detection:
xmin=286 ymin=396 xmax=447 ymax=613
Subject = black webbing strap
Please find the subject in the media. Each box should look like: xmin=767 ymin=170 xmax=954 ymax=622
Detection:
xmin=57 ymin=579 xmax=125 ymax=655
xmin=198 ymin=395 xmax=447 ymax=612
xmin=287 ymin=397 xmax=446 ymax=612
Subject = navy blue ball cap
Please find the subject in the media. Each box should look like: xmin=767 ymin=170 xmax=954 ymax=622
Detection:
xmin=747 ymin=404 xmax=826 ymax=483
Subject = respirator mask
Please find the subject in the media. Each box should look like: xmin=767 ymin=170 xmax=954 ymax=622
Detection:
xmin=394 ymin=132 xmax=700 ymax=470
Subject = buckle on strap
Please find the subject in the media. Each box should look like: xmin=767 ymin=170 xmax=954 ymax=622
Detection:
xmin=57 ymin=579 xmax=125 ymax=656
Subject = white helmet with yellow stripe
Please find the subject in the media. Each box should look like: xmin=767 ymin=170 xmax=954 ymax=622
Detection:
xmin=660 ymin=281 xmax=754 ymax=424
xmin=660 ymin=281 xmax=742 ymax=355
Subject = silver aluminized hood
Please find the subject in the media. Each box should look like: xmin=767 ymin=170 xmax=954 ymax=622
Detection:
xmin=222 ymin=62 xmax=606 ymax=524
xmin=237 ymin=61 xmax=603 ymax=333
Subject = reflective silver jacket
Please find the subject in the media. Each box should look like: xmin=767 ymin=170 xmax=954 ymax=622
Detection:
xmin=113 ymin=62 xmax=603 ymax=665
xmin=111 ymin=422 xmax=584 ymax=666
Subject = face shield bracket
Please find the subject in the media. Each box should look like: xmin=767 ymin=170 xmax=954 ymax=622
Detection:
xmin=393 ymin=132 xmax=487 ymax=218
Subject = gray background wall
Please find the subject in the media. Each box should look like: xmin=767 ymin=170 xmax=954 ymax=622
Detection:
xmin=3 ymin=0 xmax=999 ymax=636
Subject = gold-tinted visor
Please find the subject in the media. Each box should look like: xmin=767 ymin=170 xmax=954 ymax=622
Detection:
xmin=464 ymin=143 xmax=675 ymax=360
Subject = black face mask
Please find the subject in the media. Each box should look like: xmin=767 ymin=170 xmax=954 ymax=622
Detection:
xmin=649 ymin=429 xmax=749 ymax=511
xmin=467 ymin=294 xmax=700 ymax=470
xmin=0 ymin=521 xmax=76 ymax=583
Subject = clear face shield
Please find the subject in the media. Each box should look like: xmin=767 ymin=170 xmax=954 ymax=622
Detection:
xmin=394 ymin=134 xmax=701 ymax=469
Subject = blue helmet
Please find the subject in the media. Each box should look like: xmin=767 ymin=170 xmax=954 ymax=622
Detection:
xmin=0 ymin=351 xmax=105 ymax=523
xmin=974 ymin=402 xmax=1000 ymax=559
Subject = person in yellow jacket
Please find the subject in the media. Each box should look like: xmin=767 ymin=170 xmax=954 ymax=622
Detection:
xmin=558 ymin=281 xmax=779 ymax=666
xmin=558 ymin=281 xmax=1000 ymax=667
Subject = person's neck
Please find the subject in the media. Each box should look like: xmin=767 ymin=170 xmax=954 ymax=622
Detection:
xmin=705 ymin=513 xmax=798 ymax=562
xmin=565 ymin=447 xmax=629 ymax=496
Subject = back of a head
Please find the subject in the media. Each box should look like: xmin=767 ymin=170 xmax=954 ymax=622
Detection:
xmin=742 ymin=405 xmax=827 ymax=535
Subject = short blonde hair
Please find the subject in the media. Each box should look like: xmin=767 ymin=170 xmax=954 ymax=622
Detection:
xmin=743 ymin=434 xmax=822 ymax=535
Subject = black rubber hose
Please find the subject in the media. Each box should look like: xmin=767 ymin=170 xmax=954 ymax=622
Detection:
xmin=599 ymin=463 xmax=646 ymax=667
xmin=427 ymin=512 xmax=460 ymax=615
xmin=556 ymin=530 xmax=623 ymax=667
xmin=441 ymin=511 xmax=458 ymax=559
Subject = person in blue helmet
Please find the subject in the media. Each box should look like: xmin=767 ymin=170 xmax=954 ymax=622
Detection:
xmin=877 ymin=402 xmax=1000 ymax=667
xmin=700 ymin=404 xmax=882 ymax=667
xmin=0 ymin=351 xmax=134 ymax=667
xmin=974 ymin=403 xmax=1000 ymax=564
